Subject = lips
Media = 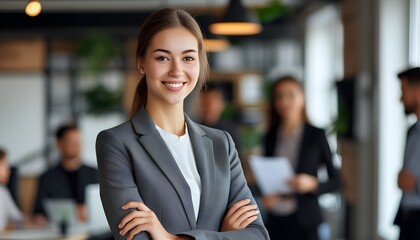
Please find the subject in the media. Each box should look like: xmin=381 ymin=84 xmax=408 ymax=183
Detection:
xmin=162 ymin=81 xmax=187 ymax=89
xmin=163 ymin=82 xmax=184 ymax=88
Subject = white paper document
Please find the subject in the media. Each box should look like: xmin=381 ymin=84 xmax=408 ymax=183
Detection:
xmin=249 ymin=155 xmax=295 ymax=195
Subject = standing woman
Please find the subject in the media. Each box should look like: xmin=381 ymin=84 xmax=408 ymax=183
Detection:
xmin=262 ymin=76 xmax=341 ymax=240
xmin=96 ymin=8 xmax=269 ymax=240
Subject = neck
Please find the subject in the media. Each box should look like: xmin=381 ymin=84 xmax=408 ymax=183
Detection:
xmin=61 ymin=157 xmax=81 ymax=171
xmin=281 ymin=117 xmax=303 ymax=135
xmin=202 ymin=115 xmax=218 ymax=126
xmin=146 ymin=102 xmax=185 ymax=136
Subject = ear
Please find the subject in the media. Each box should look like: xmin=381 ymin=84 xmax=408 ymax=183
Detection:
xmin=136 ymin=58 xmax=143 ymax=72
xmin=55 ymin=139 xmax=61 ymax=150
xmin=414 ymin=86 xmax=420 ymax=102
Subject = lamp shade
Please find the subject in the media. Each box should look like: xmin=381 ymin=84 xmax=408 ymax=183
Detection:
xmin=204 ymin=38 xmax=230 ymax=52
xmin=198 ymin=15 xmax=230 ymax=52
xmin=209 ymin=0 xmax=262 ymax=35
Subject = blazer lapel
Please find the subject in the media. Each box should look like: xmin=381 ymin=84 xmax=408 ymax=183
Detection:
xmin=186 ymin=117 xmax=216 ymax=227
xmin=131 ymin=107 xmax=196 ymax=229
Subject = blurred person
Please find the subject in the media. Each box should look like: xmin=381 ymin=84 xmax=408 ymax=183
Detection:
xmin=33 ymin=124 xmax=98 ymax=225
xmin=95 ymin=8 xmax=269 ymax=240
xmin=0 ymin=148 xmax=23 ymax=232
xmin=199 ymin=83 xmax=241 ymax=154
xmin=261 ymin=76 xmax=341 ymax=240
xmin=7 ymin=166 xmax=19 ymax=207
xmin=394 ymin=67 xmax=420 ymax=240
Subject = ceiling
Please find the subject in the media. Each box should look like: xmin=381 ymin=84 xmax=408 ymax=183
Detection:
xmin=0 ymin=0 xmax=303 ymax=12
xmin=0 ymin=0 xmax=338 ymax=39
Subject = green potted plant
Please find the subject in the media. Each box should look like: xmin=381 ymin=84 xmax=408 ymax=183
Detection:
xmin=76 ymin=33 xmax=123 ymax=115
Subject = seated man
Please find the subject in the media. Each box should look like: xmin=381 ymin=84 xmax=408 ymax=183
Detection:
xmin=0 ymin=148 xmax=23 ymax=231
xmin=33 ymin=124 xmax=98 ymax=225
xmin=199 ymin=83 xmax=241 ymax=154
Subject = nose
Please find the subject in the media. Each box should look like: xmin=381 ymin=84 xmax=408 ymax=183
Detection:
xmin=169 ymin=60 xmax=184 ymax=78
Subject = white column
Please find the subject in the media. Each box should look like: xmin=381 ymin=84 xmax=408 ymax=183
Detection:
xmin=377 ymin=0 xmax=409 ymax=239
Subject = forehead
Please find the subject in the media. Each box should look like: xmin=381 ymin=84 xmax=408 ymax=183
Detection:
xmin=60 ymin=129 xmax=80 ymax=138
xmin=275 ymin=81 xmax=301 ymax=91
xmin=148 ymin=27 xmax=198 ymax=52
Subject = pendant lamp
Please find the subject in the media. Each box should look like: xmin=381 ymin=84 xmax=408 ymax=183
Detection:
xmin=198 ymin=15 xmax=230 ymax=52
xmin=25 ymin=0 xmax=42 ymax=17
xmin=209 ymin=0 xmax=262 ymax=36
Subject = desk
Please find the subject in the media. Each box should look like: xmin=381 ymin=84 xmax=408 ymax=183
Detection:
xmin=0 ymin=226 xmax=95 ymax=240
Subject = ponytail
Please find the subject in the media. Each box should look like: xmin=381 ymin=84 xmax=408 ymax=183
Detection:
xmin=130 ymin=76 xmax=148 ymax=118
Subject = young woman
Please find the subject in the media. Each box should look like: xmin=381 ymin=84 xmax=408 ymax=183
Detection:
xmin=262 ymin=76 xmax=341 ymax=240
xmin=96 ymin=8 xmax=269 ymax=240
xmin=0 ymin=148 xmax=23 ymax=232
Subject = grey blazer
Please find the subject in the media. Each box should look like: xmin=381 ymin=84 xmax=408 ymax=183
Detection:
xmin=96 ymin=107 xmax=269 ymax=240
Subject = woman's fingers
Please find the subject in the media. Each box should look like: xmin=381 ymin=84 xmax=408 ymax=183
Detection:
xmin=119 ymin=202 xmax=153 ymax=230
xmin=122 ymin=201 xmax=151 ymax=211
xmin=236 ymin=215 xmax=258 ymax=229
xmin=225 ymin=199 xmax=251 ymax=218
xmin=235 ymin=208 xmax=259 ymax=226
xmin=126 ymin=225 xmax=146 ymax=240
xmin=229 ymin=204 xmax=258 ymax=222
xmin=119 ymin=209 xmax=150 ymax=229
xmin=118 ymin=201 xmax=174 ymax=240
xmin=222 ymin=200 xmax=259 ymax=231
xmin=119 ymin=215 xmax=151 ymax=236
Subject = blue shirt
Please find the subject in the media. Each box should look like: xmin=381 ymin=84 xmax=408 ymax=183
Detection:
xmin=402 ymin=121 xmax=420 ymax=209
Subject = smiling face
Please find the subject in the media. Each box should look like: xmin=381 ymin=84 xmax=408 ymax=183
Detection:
xmin=138 ymin=27 xmax=200 ymax=108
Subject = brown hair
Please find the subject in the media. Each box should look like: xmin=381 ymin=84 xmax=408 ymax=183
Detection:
xmin=55 ymin=123 xmax=79 ymax=140
xmin=131 ymin=8 xmax=209 ymax=117
xmin=398 ymin=67 xmax=420 ymax=85
xmin=268 ymin=75 xmax=309 ymax=130
xmin=0 ymin=148 xmax=6 ymax=160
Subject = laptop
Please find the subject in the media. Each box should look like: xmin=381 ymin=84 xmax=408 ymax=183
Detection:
xmin=85 ymin=183 xmax=110 ymax=233
xmin=43 ymin=198 xmax=78 ymax=227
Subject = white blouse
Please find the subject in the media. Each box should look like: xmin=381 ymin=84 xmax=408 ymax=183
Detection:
xmin=0 ymin=185 xmax=23 ymax=231
xmin=156 ymin=124 xmax=202 ymax=220
xmin=271 ymin=124 xmax=304 ymax=216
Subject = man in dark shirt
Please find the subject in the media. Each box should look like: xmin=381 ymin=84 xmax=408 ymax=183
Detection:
xmin=33 ymin=124 xmax=98 ymax=225
xmin=199 ymin=84 xmax=241 ymax=154
xmin=394 ymin=67 xmax=420 ymax=240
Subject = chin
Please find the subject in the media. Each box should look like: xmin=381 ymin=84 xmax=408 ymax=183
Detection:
xmin=404 ymin=108 xmax=414 ymax=115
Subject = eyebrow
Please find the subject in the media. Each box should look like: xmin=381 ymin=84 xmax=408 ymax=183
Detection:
xmin=153 ymin=49 xmax=197 ymax=54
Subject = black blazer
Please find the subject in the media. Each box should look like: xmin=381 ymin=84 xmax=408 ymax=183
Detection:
xmin=263 ymin=123 xmax=341 ymax=228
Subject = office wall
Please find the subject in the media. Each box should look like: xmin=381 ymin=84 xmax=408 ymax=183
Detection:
xmin=0 ymin=74 xmax=46 ymax=176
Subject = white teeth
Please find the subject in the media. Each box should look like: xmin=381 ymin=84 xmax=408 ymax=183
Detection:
xmin=164 ymin=82 xmax=183 ymax=88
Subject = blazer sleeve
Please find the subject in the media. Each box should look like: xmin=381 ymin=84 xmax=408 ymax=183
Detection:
xmin=179 ymin=131 xmax=270 ymax=240
xmin=96 ymin=130 xmax=152 ymax=240
xmin=316 ymin=130 xmax=341 ymax=195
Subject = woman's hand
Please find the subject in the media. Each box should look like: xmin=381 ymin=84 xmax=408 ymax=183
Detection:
xmin=288 ymin=174 xmax=318 ymax=193
xmin=262 ymin=194 xmax=280 ymax=210
xmin=220 ymin=199 xmax=259 ymax=231
xmin=119 ymin=202 xmax=190 ymax=240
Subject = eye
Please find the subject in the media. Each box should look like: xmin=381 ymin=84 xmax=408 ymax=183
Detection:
xmin=156 ymin=56 xmax=169 ymax=61
xmin=183 ymin=56 xmax=195 ymax=61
